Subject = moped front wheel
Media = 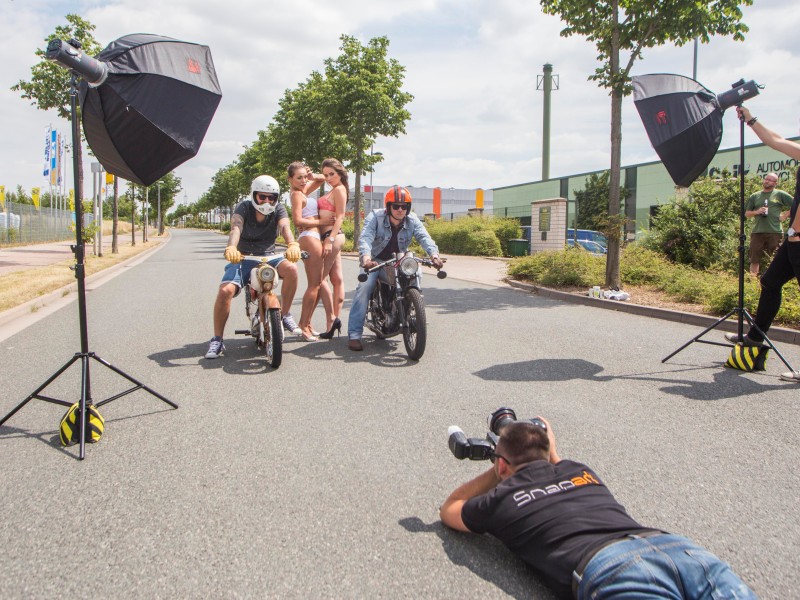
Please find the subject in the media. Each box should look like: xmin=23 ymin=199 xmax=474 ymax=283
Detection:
xmin=264 ymin=307 xmax=283 ymax=369
xmin=402 ymin=288 xmax=427 ymax=360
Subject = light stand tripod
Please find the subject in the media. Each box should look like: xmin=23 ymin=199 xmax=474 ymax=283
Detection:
xmin=662 ymin=112 xmax=795 ymax=371
xmin=0 ymin=75 xmax=177 ymax=460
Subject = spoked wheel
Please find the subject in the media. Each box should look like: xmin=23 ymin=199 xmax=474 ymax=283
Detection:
xmin=264 ymin=307 xmax=283 ymax=369
xmin=402 ymin=288 xmax=427 ymax=360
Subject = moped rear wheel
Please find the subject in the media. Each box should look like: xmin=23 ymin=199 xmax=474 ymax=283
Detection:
xmin=402 ymin=288 xmax=426 ymax=360
xmin=264 ymin=307 xmax=283 ymax=368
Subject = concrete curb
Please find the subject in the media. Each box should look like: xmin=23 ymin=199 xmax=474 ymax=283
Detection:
xmin=507 ymin=278 xmax=800 ymax=346
xmin=0 ymin=235 xmax=170 ymax=335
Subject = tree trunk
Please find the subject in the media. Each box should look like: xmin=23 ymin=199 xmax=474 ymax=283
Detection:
xmin=605 ymin=3 xmax=622 ymax=290
xmin=353 ymin=148 xmax=363 ymax=243
xmin=112 ymin=176 xmax=119 ymax=253
xmin=605 ymin=88 xmax=622 ymax=289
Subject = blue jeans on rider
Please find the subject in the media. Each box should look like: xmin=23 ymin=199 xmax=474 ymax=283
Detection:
xmin=575 ymin=533 xmax=756 ymax=599
xmin=221 ymin=256 xmax=285 ymax=294
xmin=347 ymin=268 xmax=388 ymax=340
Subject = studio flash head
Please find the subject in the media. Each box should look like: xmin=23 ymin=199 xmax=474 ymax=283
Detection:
xmin=45 ymin=38 xmax=108 ymax=87
xmin=716 ymin=79 xmax=761 ymax=112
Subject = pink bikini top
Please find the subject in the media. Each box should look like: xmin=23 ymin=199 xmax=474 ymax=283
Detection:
xmin=318 ymin=191 xmax=335 ymax=212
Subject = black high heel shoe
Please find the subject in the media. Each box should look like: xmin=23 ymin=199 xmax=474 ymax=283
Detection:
xmin=318 ymin=318 xmax=341 ymax=340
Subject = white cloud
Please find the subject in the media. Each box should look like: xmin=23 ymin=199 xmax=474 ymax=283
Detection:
xmin=1 ymin=1 xmax=798 ymax=205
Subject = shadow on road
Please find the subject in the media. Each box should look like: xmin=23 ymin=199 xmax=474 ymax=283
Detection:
xmin=398 ymin=516 xmax=554 ymax=599
xmin=474 ymin=358 xmax=787 ymax=401
xmin=423 ymin=286 xmax=561 ymax=314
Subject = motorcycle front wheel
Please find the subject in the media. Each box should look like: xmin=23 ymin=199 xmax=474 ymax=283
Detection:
xmin=264 ymin=307 xmax=283 ymax=368
xmin=402 ymin=288 xmax=427 ymax=360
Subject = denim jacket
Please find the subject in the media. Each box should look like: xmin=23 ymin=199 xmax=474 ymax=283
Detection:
xmin=358 ymin=209 xmax=439 ymax=261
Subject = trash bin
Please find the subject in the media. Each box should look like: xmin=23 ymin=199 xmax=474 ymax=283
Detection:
xmin=507 ymin=239 xmax=528 ymax=257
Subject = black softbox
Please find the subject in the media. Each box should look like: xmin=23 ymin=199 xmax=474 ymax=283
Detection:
xmin=632 ymin=73 xmax=723 ymax=187
xmin=79 ymin=34 xmax=222 ymax=186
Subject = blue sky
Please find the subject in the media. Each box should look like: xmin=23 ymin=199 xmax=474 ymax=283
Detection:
xmin=2 ymin=0 xmax=799 ymax=205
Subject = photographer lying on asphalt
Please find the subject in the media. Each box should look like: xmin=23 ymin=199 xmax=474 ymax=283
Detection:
xmin=440 ymin=417 xmax=756 ymax=599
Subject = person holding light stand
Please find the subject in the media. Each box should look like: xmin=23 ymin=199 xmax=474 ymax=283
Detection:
xmin=725 ymin=106 xmax=800 ymax=382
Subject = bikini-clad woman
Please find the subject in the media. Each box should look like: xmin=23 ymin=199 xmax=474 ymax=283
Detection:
xmin=288 ymin=162 xmax=334 ymax=341
xmin=316 ymin=158 xmax=348 ymax=338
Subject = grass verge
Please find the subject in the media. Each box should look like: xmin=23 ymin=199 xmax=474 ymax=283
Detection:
xmin=0 ymin=238 xmax=163 ymax=313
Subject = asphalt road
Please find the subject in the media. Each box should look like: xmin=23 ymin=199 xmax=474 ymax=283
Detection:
xmin=1 ymin=228 xmax=797 ymax=599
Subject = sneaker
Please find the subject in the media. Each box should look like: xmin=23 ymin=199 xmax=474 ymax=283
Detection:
xmin=780 ymin=370 xmax=800 ymax=383
xmin=204 ymin=336 xmax=225 ymax=359
xmin=282 ymin=313 xmax=301 ymax=335
xmin=725 ymin=332 xmax=763 ymax=347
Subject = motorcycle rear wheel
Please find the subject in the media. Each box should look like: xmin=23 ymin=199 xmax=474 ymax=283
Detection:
xmin=264 ymin=307 xmax=283 ymax=368
xmin=402 ymin=288 xmax=427 ymax=360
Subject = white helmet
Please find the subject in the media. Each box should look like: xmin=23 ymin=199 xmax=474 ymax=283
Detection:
xmin=250 ymin=175 xmax=280 ymax=216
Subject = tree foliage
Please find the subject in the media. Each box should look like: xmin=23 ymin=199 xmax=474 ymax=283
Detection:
xmin=11 ymin=14 xmax=102 ymax=121
xmin=203 ymin=34 xmax=412 ymax=242
xmin=320 ymin=35 xmax=413 ymax=238
xmin=540 ymin=0 xmax=752 ymax=287
xmin=641 ymin=171 xmax=770 ymax=271
xmin=573 ymin=171 xmax=629 ymax=231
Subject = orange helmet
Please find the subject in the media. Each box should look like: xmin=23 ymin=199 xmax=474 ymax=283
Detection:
xmin=384 ymin=185 xmax=412 ymax=209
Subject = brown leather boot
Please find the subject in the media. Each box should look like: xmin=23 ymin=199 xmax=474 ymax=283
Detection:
xmin=348 ymin=338 xmax=363 ymax=351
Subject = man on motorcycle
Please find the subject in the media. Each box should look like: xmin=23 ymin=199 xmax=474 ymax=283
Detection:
xmin=205 ymin=175 xmax=302 ymax=359
xmin=347 ymin=186 xmax=443 ymax=351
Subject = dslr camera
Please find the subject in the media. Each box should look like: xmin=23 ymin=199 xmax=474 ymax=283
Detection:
xmin=448 ymin=407 xmax=546 ymax=461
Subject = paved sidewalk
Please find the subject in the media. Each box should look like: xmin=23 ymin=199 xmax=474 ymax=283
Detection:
xmin=0 ymin=230 xmax=157 ymax=276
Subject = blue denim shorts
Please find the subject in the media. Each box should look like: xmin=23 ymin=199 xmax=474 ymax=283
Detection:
xmin=221 ymin=256 xmax=286 ymax=295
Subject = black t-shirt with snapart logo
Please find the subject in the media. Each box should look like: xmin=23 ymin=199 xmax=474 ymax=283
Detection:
xmin=234 ymin=200 xmax=288 ymax=255
xmin=462 ymin=460 xmax=654 ymax=599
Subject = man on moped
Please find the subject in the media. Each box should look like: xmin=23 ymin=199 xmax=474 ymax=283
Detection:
xmin=347 ymin=186 xmax=442 ymax=351
xmin=205 ymin=175 xmax=302 ymax=359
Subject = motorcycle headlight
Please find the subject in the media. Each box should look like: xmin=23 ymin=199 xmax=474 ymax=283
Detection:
xmin=399 ymin=256 xmax=419 ymax=277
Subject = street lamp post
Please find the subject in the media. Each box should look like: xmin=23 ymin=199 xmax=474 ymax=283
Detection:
xmin=369 ymin=146 xmax=383 ymax=210
xmin=156 ymin=181 xmax=162 ymax=236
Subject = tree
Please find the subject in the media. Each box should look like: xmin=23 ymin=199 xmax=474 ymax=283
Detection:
xmin=257 ymin=74 xmax=350 ymax=183
xmin=573 ymin=171 xmax=628 ymax=231
xmin=11 ymin=14 xmax=103 ymax=214
xmin=321 ymin=35 xmax=413 ymax=240
xmin=540 ymin=0 xmax=751 ymax=287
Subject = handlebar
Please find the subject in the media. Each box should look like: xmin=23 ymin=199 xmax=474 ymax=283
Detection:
xmin=357 ymin=254 xmax=447 ymax=282
xmin=241 ymin=250 xmax=310 ymax=261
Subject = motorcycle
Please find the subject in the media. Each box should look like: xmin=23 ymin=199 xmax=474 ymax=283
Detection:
xmin=234 ymin=251 xmax=307 ymax=369
xmin=357 ymin=252 xmax=446 ymax=360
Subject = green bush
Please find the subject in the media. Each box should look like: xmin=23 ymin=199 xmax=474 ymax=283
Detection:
xmin=422 ymin=216 xmax=507 ymax=256
xmin=508 ymin=248 xmax=605 ymax=287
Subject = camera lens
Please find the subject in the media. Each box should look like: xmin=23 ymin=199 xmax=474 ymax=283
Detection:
xmin=488 ymin=407 xmax=517 ymax=435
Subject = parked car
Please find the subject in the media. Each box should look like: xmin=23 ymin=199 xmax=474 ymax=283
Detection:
xmin=567 ymin=239 xmax=607 ymax=255
xmin=567 ymin=228 xmax=607 ymax=249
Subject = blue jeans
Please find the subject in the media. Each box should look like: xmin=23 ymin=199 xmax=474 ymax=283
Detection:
xmin=576 ymin=534 xmax=756 ymax=599
xmin=347 ymin=268 xmax=388 ymax=340
xmin=221 ymin=256 xmax=285 ymax=291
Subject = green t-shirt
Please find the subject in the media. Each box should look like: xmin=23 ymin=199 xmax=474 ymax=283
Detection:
xmin=746 ymin=189 xmax=793 ymax=234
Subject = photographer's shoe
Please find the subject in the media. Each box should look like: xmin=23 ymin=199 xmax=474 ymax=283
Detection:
xmin=204 ymin=336 xmax=225 ymax=359
xmin=780 ymin=370 xmax=800 ymax=383
xmin=282 ymin=313 xmax=301 ymax=335
xmin=725 ymin=332 xmax=764 ymax=347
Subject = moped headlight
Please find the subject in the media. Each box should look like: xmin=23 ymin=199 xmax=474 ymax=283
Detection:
xmin=257 ymin=264 xmax=276 ymax=286
xmin=399 ymin=256 xmax=419 ymax=277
